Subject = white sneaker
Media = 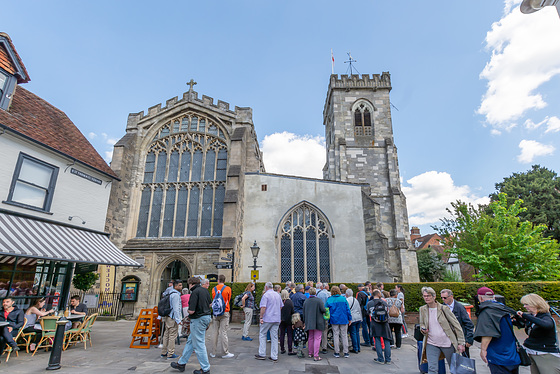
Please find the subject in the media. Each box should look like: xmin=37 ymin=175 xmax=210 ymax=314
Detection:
xmin=402 ymin=334 xmax=409 ymax=338
xmin=209 ymin=353 xmax=216 ymax=358
xmin=222 ymin=353 xmax=234 ymax=359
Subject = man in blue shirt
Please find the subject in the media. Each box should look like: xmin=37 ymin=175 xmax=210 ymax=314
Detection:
xmin=474 ymin=287 xmax=521 ymax=374
xmin=290 ymin=284 xmax=307 ymax=320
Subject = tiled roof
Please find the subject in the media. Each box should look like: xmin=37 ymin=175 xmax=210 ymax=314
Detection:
xmin=0 ymin=33 xmax=30 ymax=83
xmin=0 ymin=86 xmax=118 ymax=179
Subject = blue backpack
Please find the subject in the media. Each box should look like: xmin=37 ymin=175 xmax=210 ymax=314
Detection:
xmin=212 ymin=286 xmax=226 ymax=317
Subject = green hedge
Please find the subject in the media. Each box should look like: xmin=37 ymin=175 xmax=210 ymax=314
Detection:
xmin=202 ymin=281 xmax=560 ymax=313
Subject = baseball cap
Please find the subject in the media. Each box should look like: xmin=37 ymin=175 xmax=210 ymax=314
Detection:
xmin=477 ymin=286 xmax=494 ymax=296
xmin=357 ymin=284 xmax=364 ymax=288
xmin=305 ymin=286 xmax=311 ymax=291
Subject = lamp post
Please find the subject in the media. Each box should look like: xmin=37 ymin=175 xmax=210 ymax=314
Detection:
xmin=249 ymin=241 xmax=262 ymax=271
xmin=520 ymin=0 xmax=560 ymax=17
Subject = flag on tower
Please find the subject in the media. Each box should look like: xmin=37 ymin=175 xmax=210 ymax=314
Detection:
xmin=331 ymin=49 xmax=335 ymax=74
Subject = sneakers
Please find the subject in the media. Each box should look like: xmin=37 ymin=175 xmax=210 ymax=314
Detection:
xmin=209 ymin=353 xmax=216 ymax=358
xmin=255 ymin=354 xmax=266 ymax=360
xmin=402 ymin=333 xmax=409 ymax=338
xmin=321 ymin=349 xmax=328 ymax=354
xmin=167 ymin=354 xmax=179 ymax=359
xmin=242 ymin=336 xmax=253 ymax=341
xmin=333 ymin=353 xmax=340 ymax=358
xmin=222 ymin=353 xmax=234 ymax=359
xmin=161 ymin=353 xmax=168 ymax=358
xmin=268 ymin=357 xmax=278 ymax=362
xmin=385 ymin=361 xmax=392 ymax=365
xmin=170 ymin=362 xmax=186 ymax=372
xmin=344 ymin=353 xmax=349 ymax=358
xmin=374 ymin=359 xmax=385 ymax=364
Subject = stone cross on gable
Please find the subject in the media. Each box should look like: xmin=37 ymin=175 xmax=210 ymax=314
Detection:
xmin=187 ymin=79 xmax=197 ymax=91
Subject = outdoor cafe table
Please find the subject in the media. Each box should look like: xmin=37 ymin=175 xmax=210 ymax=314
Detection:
xmin=0 ymin=321 xmax=9 ymax=327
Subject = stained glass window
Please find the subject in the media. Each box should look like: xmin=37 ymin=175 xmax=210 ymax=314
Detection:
xmin=136 ymin=113 xmax=228 ymax=238
xmin=278 ymin=203 xmax=331 ymax=282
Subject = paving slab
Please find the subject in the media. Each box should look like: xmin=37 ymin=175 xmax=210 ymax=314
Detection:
xmin=1 ymin=320 xmax=532 ymax=373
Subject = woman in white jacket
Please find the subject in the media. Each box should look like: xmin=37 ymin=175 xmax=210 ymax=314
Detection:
xmin=345 ymin=288 xmax=363 ymax=354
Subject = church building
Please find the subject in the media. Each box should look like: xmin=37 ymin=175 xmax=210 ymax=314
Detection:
xmin=106 ymin=73 xmax=419 ymax=310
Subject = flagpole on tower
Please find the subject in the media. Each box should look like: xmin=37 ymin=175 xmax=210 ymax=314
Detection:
xmin=331 ymin=49 xmax=335 ymax=74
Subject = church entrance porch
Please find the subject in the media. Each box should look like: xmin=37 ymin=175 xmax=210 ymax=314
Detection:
xmin=160 ymin=259 xmax=190 ymax=295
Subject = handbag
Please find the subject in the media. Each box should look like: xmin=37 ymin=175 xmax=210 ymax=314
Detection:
xmin=414 ymin=324 xmax=424 ymax=341
xmin=323 ymin=307 xmax=330 ymax=321
xmin=515 ymin=340 xmax=531 ymax=366
xmin=450 ymin=352 xmax=476 ymax=374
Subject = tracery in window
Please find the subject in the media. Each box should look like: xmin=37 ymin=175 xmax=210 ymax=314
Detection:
xmin=352 ymin=100 xmax=374 ymax=136
xmin=136 ymin=113 xmax=228 ymax=238
xmin=278 ymin=203 xmax=331 ymax=283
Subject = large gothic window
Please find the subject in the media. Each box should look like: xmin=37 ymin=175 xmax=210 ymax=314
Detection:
xmin=353 ymin=100 xmax=374 ymax=136
xmin=136 ymin=114 xmax=228 ymax=238
xmin=279 ymin=203 xmax=331 ymax=283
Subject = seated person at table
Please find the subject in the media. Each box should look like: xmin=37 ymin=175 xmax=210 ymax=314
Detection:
xmin=25 ymin=298 xmax=55 ymax=351
xmin=69 ymin=295 xmax=88 ymax=328
xmin=0 ymin=297 xmax=24 ymax=352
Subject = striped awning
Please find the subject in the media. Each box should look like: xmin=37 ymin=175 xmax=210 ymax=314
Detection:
xmin=0 ymin=212 xmax=140 ymax=267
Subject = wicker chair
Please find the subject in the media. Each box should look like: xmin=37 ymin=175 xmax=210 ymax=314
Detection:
xmin=63 ymin=315 xmax=89 ymax=350
xmin=31 ymin=316 xmax=59 ymax=356
xmin=80 ymin=313 xmax=98 ymax=349
xmin=19 ymin=318 xmax=37 ymax=353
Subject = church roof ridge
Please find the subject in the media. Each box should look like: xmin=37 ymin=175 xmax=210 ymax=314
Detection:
xmin=245 ymin=171 xmax=369 ymax=187
xmin=126 ymin=89 xmax=251 ymax=129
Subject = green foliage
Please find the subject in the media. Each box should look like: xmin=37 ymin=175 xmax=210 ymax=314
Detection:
xmin=435 ymin=193 xmax=560 ymax=281
xmin=72 ymin=271 xmax=99 ymax=292
xmin=491 ymin=165 xmax=560 ymax=241
xmin=416 ymin=249 xmax=446 ymax=282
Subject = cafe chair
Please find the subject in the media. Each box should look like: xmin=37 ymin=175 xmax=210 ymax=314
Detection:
xmin=31 ymin=316 xmax=59 ymax=356
xmin=4 ymin=319 xmax=26 ymax=362
xmin=19 ymin=318 xmax=37 ymax=353
xmin=63 ymin=315 xmax=90 ymax=350
xmin=81 ymin=313 xmax=98 ymax=349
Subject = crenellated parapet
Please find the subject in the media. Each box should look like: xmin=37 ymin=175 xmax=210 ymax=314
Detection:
xmin=125 ymin=90 xmax=251 ymax=131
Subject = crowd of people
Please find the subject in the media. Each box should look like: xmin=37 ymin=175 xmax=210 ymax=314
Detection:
xmin=161 ymin=278 xmax=560 ymax=374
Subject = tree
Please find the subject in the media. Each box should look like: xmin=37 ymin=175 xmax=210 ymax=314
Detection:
xmin=490 ymin=165 xmax=560 ymax=241
xmin=435 ymin=193 xmax=560 ymax=281
xmin=416 ymin=248 xmax=446 ymax=282
xmin=72 ymin=271 xmax=99 ymax=292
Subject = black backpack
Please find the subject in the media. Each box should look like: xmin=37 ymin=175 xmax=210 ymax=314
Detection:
xmin=158 ymin=293 xmax=172 ymax=317
xmin=372 ymin=300 xmax=388 ymax=323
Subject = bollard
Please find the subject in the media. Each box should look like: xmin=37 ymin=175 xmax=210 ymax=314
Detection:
xmin=46 ymin=317 xmax=68 ymax=370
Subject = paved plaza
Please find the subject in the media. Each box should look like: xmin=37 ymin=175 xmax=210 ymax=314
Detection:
xmin=2 ymin=320 xmax=532 ymax=374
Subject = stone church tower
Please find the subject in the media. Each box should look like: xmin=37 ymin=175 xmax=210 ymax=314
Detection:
xmin=323 ymin=73 xmax=419 ymax=282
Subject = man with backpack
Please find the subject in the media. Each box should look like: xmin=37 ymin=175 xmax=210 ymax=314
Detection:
xmin=160 ymin=280 xmax=183 ymax=359
xmin=171 ymin=277 xmax=212 ymax=374
xmin=356 ymin=284 xmax=372 ymax=346
xmin=367 ymin=289 xmax=392 ymax=364
xmin=209 ymin=274 xmax=234 ymax=359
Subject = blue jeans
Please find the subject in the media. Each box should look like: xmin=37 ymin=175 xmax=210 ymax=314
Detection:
xmin=178 ymin=315 xmax=211 ymax=371
xmin=349 ymin=321 xmax=361 ymax=352
xmin=374 ymin=337 xmax=391 ymax=363
xmin=361 ymin=316 xmax=370 ymax=344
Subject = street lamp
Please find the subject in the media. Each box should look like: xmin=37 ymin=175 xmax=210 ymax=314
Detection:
xmin=249 ymin=241 xmax=262 ymax=271
xmin=520 ymin=0 xmax=560 ymax=17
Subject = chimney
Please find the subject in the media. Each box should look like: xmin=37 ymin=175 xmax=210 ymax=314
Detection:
xmin=410 ymin=226 xmax=421 ymax=241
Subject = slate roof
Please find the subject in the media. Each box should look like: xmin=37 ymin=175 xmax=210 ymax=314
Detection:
xmin=0 ymin=86 xmax=118 ymax=179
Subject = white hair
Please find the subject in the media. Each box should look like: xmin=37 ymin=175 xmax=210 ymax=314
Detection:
xmin=265 ymin=282 xmax=273 ymax=290
xmin=345 ymin=288 xmax=353 ymax=297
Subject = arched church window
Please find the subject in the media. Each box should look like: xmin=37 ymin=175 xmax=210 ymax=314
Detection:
xmin=278 ymin=203 xmax=332 ymax=283
xmin=135 ymin=113 xmax=228 ymax=238
xmin=353 ymin=100 xmax=374 ymax=136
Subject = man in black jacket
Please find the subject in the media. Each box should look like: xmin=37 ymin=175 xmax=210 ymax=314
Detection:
xmin=440 ymin=289 xmax=475 ymax=357
xmin=356 ymin=284 xmax=371 ymax=346
xmin=0 ymin=297 xmax=24 ymax=353
xmin=171 ymin=277 xmax=212 ymax=374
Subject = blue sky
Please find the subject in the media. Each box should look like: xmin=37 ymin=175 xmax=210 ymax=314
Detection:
xmin=3 ymin=1 xmax=560 ymax=235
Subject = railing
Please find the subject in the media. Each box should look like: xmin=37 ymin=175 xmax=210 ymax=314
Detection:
xmin=73 ymin=291 xmax=135 ymax=318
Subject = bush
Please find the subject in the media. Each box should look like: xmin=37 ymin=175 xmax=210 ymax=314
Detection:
xmin=72 ymin=272 xmax=99 ymax=292
xmin=198 ymin=281 xmax=560 ymax=313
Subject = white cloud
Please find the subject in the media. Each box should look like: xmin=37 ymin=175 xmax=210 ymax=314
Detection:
xmin=517 ymin=139 xmax=555 ymax=163
xmin=523 ymin=118 xmax=546 ymax=130
xmin=261 ymin=132 xmax=325 ymax=179
xmin=402 ymin=171 xmax=490 ymax=227
xmin=106 ymin=138 xmax=118 ymax=146
xmin=545 ymin=116 xmax=560 ymax=133
xmin=104 ymin=150 xmax=113 ymax=163
xmin=478 ymin=2 xmax=560 ymax=128
xmin=88 ymin=132 xmax=97 ymax=140
xmin=490 ymin=129 xmax=502 ymax=136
